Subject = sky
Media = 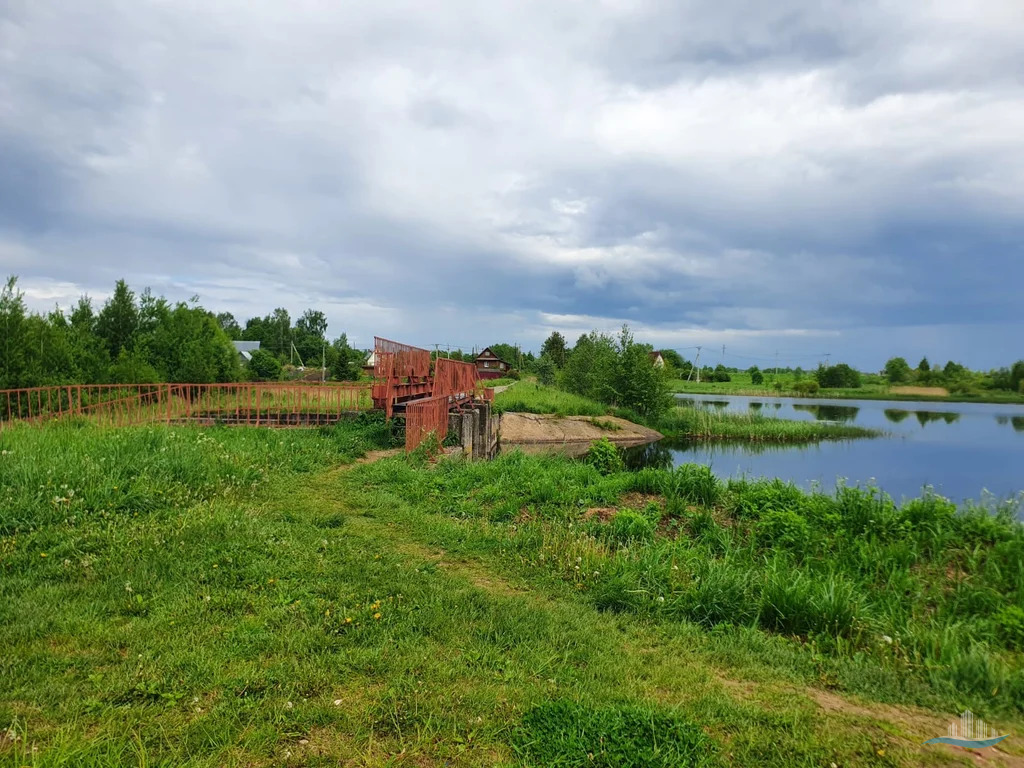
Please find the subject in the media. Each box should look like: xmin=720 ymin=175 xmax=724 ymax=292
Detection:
xmin=1 ymin=0 xmax=1022 ymax=371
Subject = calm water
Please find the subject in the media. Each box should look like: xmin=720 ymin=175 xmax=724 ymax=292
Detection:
xmin=623 ymin=394 xmax=1024 ymax=505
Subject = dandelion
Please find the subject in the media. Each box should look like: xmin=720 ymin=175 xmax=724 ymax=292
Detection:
xmin=40 ymin=552 xmax=47 ymax=558
xmin=373 ymin=612 xmax=381 ymax=620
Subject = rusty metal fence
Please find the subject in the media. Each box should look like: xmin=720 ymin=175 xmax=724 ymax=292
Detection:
xmin=405 ymin=395 xmax=451 ymax=452
xmin=0 ymin=382 xmax=371 ymax=432
xmin=433 ymin=358 xmax=479 ymax=400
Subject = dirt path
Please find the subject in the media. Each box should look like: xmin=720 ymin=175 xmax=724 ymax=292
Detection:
xmin=500 ymin=412 xmax=661 ymax=444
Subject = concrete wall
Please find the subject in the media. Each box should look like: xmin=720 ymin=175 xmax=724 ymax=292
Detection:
xmin=447 ymin=402 xmax=500 ymax=459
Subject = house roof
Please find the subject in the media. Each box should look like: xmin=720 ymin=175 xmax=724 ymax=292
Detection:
xmin=233 ymin=340 xmax=261 ymax=362
xmin=474 ymin=347 xmax=510 ymax=364
xmin=649 ymin=350 xmax=664 ymax=362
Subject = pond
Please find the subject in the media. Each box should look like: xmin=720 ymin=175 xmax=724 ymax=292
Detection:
xmin=622 ymin=394 xmax=1024 ymax=506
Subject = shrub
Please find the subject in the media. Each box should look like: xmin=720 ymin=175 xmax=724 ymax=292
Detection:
xmin=750 ymin=370 xmax=764 ymax=385
xmin=515 ymin=700 xmax=714 ymax=768
xmin=792 ymin=380 xmax=820 ymax=396
xmin=607 ymin=510 xmax=655 ymax=546
xmin=248 ymin=349 xmax=282 ymax=381
xmin=815 ymin=363 xmax=862 ymax=389
xmin=585 ymin=437 xmax=624 ymax=475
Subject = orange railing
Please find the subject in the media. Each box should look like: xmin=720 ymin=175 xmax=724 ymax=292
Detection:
xmin=405 ymin=395 xmax=451 ymax=452
xmin=0 ymin=382 xmax=372 ymax=432
xmin=433 ymin=358 xmax=480 ymax=401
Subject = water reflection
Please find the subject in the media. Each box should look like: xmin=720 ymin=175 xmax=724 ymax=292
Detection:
xmin=773 ymin=403 xmax=782 ymax=409
xmin=915 ymin=410 xmax=960 ymax=427
xmin=621 ymin=440 xmax=675 ymax=470
xmin=707 ymin=400 xmax=730 ymax=409
xmin=885 ymin=409 xmax=911 ymax=423
xmin=792 ymin=403 xmax=861 ymax=422
xmin=997 ymin=415 xmax=1010 ymax=425
xmin=749 ymin=402 xmax=763 ymax=412
xmin=1014 ymin=416 xmax=1024 ymax=432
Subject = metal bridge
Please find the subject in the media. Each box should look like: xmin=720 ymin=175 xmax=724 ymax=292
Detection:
xmin=0 ymin=336 xmax=490 ymax=453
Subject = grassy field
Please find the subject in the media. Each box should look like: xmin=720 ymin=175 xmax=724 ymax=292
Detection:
xmin=3 ymin=422 xmax=1021 ymax=766
xmin=669 ymin=374 xmax=1024 ymax=405
xmin=493 ymin=382 xmax=608 ymax=418
xmin=495 ymin=383 xmax=879 ymax=441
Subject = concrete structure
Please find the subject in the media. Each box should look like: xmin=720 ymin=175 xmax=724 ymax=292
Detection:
xmin=447 ymin=401 xmax=500 ymax=459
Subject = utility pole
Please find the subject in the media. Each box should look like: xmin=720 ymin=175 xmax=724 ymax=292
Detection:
xmin=694 ymin=346 xmax=702 ymax=383
xmin=774 ymin=351 xmax=779 ymax=379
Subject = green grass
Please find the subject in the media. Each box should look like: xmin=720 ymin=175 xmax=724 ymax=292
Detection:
xmin=649 ymin=406 xmax=881 ymax=442
xmin=481 ymin=377 xmax=518 ymax=388
xmin=494 ymin=382 xmax=609 ymax=417
xmin=2 ymin=422 xmax=1023 ymax=766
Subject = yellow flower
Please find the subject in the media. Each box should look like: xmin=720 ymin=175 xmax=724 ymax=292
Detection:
xmin=877 ymin=749 xmax=885 ymax=756
xmin=40 ymin=552 xmax=47 ymax=558
xmin=345 ymin=617 xmax=352 ymax=624
xmin=373 ymin=612 xmax=382 ymax=620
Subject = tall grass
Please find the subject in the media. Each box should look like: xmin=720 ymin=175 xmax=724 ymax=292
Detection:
xmin=352 ymin=449 xmax=1024 ymax=714
xmin=640 ymin=406 xmax=880 ymax=441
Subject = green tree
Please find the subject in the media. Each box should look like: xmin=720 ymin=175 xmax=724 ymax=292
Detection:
xmin=815 ymin=363 xmax=862 ymax=389
xmin=148 ymin=303 xmax=240 ymax=383
xmin=216 ymin=312 xmax=242 ymax=340
xmin=294 ymin=309 xmax=329 ymax=365
xmin=330 ymin=333 xmax=363 ymax=381
xmin=612 ymin=325 xmax=671 ymax=417
xmin=0 ymin=276 xmax=29 ymax=389
xmin=96 ymin=280 xmax=140 ymax=358
xmin=247 ymin=349 xmax=282 ymax=381
xmin=539 ymin=332 xmax=567 ymax=368
xmin=917 ymin=357 xmax=930 ymax=375
xmin=534 ymin=354 xmax=556 ymax=386
xmin=884 ymin=357 xmax=911 ymax=384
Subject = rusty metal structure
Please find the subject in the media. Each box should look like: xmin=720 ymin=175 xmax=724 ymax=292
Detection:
xmin=0 ymin=382 xmax=370 ymax=431
xmin=1 ymin=335 xmax=490 ymax=455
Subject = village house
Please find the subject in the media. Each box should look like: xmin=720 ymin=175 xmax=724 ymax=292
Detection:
xmin=473 ymin=347 xmax=511 ymax=380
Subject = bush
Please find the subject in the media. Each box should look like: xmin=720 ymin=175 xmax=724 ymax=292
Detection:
xmin=815 ymin=363 xmax=862 ymax=389
xmin=515 ymin=700 xmax=714 ymax=768
xmin=792 ymin=380 xmax=819 ymax=396
xmin=248 ymin=349 xmax=282 ymax=381
xmin=750 ymin=370 xmax=764 ymax=385
xmin=585 ymin=437 xmax=624 ymax=475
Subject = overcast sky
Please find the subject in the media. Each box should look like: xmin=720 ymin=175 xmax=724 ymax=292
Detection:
xmin=2 ymin=1 xmax=1022 ymax=370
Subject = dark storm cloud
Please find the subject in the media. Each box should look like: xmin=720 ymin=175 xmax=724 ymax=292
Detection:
xmin=1 ymin=0 xmax=1022 ymax=367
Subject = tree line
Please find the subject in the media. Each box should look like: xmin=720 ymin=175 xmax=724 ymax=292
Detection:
xmin=0 ymin=276 xmax=366 ymax=389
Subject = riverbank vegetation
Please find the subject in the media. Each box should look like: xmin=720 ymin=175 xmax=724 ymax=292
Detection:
xmin=668 ymin=363 xmax=1024 ymax=404
xmin=4 ymin=422 xmax=1022 ymax=765
xmin=495 ymin=383 xmax=879 ymax=442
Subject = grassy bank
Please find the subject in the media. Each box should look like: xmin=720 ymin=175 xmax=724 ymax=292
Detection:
xmin=653 ymin=406 xmax=880 ymax=441
xmin=669 ymin=374 xmax=1024 ymax=405
xmin=4 ymin=423 xmax=1022 ymax=766
xmin=496 ymin=383 xmax=879 ymax=441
